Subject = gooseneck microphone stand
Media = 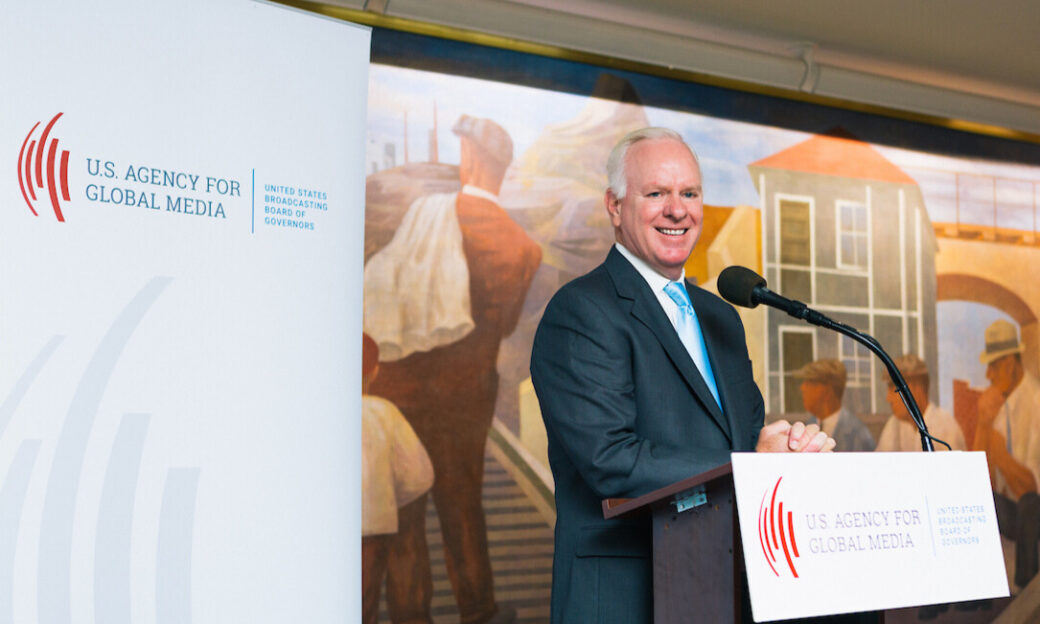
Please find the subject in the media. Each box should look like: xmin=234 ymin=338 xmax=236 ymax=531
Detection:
xmin=718 ymin=265 xmax=946 ymax=452
xmin=782 ymin=301 xmax=937 ymax=452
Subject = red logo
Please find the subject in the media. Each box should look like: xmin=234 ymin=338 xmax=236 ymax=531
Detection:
xmin=17 ymin=113 xmax=71 ymax=221
xmin=758 ymin=476 xmax=800 ymax=577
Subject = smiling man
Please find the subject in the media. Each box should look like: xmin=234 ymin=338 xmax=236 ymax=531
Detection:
xmin=530 ymin=127 xmax=834 ymax=623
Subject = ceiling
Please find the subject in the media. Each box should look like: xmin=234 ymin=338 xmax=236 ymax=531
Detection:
xmin=505 ymin=0 xmax=1040 ymax=108
xmin=328 ymin=0 xmax=1040 ymax=135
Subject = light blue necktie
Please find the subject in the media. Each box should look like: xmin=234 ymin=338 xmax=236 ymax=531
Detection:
xmin=664 ymin=281 xmax=722 ymax=410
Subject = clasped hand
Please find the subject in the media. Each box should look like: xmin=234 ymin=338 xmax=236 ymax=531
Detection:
xmin=755 ymin=420 xmax=836 ymax=453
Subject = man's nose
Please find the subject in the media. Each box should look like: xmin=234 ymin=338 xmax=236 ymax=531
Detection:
xmin=663 ymin=193 xmax=687 ymax=218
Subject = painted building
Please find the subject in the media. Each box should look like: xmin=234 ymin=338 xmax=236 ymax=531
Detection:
xmin=748 ymin=129 xmax=938 ymax=418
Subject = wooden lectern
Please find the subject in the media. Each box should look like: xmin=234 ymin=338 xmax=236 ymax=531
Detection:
xmin=603 ymin=463 xmax=743 ymax=624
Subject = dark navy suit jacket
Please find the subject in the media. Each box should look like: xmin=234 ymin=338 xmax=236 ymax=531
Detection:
xmin=530 ymin=247 xmax=764 ymax=623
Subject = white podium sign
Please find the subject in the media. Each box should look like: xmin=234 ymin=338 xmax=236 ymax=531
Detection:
xmin=732 ymin=452 xmax=1008 ymax=622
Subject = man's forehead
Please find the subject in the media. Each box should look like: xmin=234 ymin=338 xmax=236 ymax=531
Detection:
xmin=635 ymin=177 xmax=702 ymax=189
xmin=626 ymin=140 xmax=701 ymax=182
xmin=628 ymin=137 xmax=696 ymax=161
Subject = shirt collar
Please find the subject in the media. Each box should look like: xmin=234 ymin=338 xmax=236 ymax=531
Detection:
xmin=461 ymin=184 xmax=499 ymax=205
xmin=615 ymin=242 xmax=685 ymax=295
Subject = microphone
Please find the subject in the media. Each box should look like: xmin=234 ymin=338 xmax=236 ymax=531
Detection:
xmin=717 ymin=265 xmax=835 ymax=328
xmin=716 ymin=265 xmax=940 ymax=452
xmin=716 ymin=265 xmax=765 ymax=308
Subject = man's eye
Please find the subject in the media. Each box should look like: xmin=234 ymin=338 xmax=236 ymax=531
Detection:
xmin=646 ymin=191 xmax=661 ymax=198
xmin=683 ymin=191 xmax=699 ymax=199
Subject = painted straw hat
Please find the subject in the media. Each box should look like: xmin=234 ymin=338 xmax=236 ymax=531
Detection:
xmin=979 ymin=319 xmax=1023 ymax=365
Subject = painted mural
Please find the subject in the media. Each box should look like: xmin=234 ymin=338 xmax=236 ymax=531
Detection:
xmin=361 ymin=28 xmax=1040 ymax=624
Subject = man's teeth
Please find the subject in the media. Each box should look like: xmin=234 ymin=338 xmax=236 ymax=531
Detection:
xmin=658 ymin=228 xmax=686 ymax=235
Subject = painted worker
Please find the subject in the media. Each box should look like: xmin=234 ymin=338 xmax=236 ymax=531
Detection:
xmin=361 ymin=333 xmax=435 ymax=624
xmin=795 ymin=358 xmax=875 ymax=452
xmin=530 ymin=127 xmax=835 ymax=623
xmin=370 ymin=115 xmax=542 ymax=624
xmin=973 ymin=319 xmax=1040 ymax=591
xmin=876 ymin=353 xmax=965 ymax=452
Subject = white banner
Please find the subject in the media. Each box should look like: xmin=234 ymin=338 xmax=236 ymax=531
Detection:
xmin=732 ymin=452 xmax=1008 ymax=622
xmin=0 ymin=1 xmax=368 ymax=622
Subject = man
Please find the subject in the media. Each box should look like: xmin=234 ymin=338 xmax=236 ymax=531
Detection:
xmin=795 ymin=359 xmax=875 ymax=452
xmin=530 ymin=127 xmax=834 ymax=623
xmin=973 ymin=320 xmax=1040 ymax=591
xmin=876 ymin=353 xmax=965 ymax=452
xmin=370 ymin=116 xmax=542 ymax=624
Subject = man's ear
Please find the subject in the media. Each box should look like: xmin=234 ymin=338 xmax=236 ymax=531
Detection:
xmin=604 ymin=190 xmax=622 ymax=225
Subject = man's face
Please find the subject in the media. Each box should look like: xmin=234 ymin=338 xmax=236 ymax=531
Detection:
xmin=885 ymin=377 xmax=926 ymax=423
xmin=800 ymin=380 xmax=831 ymax=419
xmin=606 ymin=138 xmax=703 ymax=281
xmin=986 ymin=354 xmax=1020 ymax=395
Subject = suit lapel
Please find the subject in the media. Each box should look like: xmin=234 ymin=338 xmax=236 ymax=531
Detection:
xmin=605 ymin=249 xmax=732 ymax=442
xmin=689 ymin=284 xmax=743 ymax=448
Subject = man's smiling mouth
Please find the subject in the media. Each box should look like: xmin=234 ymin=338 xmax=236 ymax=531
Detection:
xmin=657 ymin=227 xmax=687 ymax=236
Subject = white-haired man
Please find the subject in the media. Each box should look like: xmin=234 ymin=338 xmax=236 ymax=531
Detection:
xmin=531 ymin=127 xmax=835 ymax=623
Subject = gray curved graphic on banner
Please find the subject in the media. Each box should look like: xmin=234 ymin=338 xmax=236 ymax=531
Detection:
xmin=37 ymin=276 xmax=172 ymax=624
xmin=0 ymin=335 xmax=64 ymax=438
xmin=93 ymin=413 xmax=150 ymax=624
xmin=0 ymin=440 xmax=42 ymax=624
xmin=156 ymin=468 xmax=199 ymax=624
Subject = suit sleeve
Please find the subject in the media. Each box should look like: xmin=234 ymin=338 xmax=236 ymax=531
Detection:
xmin=531 ymin=288 xmax=733 ymax=500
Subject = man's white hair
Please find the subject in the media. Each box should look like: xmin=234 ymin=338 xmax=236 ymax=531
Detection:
xmin=606 ymin=127 xmax=700 ymax=200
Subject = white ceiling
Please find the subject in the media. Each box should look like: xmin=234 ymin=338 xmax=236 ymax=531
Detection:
xmin=335 ymin=0 xmax=1040 ymax=136
xmin=505 ymin=0 xmax=1040 ymax=108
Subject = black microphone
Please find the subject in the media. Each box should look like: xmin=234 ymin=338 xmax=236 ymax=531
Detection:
xmin=716 ymin=265 xmax=940 ymax=451
xmin=717 ymin=265 xmax=834 ymax=328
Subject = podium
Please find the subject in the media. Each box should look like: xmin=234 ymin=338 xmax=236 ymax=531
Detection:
xmin=602 ymin=462 xmax=888 ymax=624
xmin=602 ymin=463 xmax=744 ymax=623
xmin=604 ymin=453 xmax=1010 ymax=622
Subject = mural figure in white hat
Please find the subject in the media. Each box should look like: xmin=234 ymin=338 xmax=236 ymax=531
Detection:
xmin=974 ymin=319 xmax=1040 ymax=592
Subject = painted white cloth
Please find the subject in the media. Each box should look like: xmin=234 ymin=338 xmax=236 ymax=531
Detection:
xmin=875 ymin=403 xmax=966 ymax=452
xmin=362 ymin=395 xmax=435 ymax=536
xmin=363 ymin=192 xmax=473 ymax=361
xmin=992 ymin=373 xmax=1040 ymax=500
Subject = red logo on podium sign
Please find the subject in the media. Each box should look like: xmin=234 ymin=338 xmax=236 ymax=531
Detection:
xmin=17 ymin=113 xmax=72 ymax=222
xmin=758 ymin=476 xmax=801 ymax=577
